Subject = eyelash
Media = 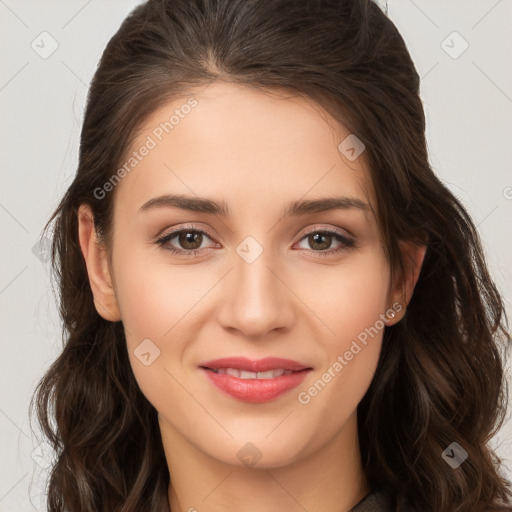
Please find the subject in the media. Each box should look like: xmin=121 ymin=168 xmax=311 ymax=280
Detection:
xmin=154 ymin=224 xmax=356 ymax=258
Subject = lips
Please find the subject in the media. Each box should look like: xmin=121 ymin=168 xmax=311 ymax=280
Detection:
xmin=199 ymin=357 xmax=312 ymax=403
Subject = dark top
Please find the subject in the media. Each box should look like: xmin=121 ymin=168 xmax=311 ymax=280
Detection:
xmin=350 ymin=489 xmax=416 ymax=512
xmin=350 ymin=490 xmax=392 ymax=512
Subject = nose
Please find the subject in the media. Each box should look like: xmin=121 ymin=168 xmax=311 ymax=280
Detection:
xmin=216 ymin=243 xmax=295 ymax=339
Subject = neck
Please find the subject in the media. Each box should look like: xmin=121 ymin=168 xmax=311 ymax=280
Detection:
xmin=160 ymin=411 xmax=370 ymax=512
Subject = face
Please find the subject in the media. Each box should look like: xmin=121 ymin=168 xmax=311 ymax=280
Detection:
xmin=90 ymin=82 xmax=403 ymax=468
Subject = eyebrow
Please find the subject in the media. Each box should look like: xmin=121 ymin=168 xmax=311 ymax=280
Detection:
xmin=138 ymin=193 xmax=370 ymax=217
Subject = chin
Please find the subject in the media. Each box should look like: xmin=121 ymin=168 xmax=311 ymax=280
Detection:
xmin=196 ymin=427 xmax=316 ymax=470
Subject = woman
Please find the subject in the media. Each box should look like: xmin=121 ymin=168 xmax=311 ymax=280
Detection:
xmin=30 ymin=0 xmax=512 ymax=510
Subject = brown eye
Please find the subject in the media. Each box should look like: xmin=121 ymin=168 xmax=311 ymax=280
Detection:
xmin=296 ymin=229 xmax=356 ymax=256
xmin=307 ymin=232 xmax=332 ymax=251
xmin=177 ymin=231 xmax=204 ymax=250
xmin=155 ymin=227 xmax=218 ymax=256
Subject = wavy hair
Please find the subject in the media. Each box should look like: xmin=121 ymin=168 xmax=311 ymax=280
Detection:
xmin=30 ymin=0 xmax=512 ymax=510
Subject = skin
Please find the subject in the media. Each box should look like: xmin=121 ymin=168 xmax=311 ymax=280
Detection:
xmin=78 ymin=82 xmax=426 ymax=512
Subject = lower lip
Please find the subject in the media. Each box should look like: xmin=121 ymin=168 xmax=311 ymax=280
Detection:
xmin=200 ymin=368 xmax=311 ymax=403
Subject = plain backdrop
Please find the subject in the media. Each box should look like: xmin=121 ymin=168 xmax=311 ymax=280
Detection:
xmin=0 ymin=0 xmax=511 ymax=510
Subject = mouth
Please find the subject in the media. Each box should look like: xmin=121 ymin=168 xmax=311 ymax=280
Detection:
xmin=205 ymin=367 xmax=297 ymax=379
xmin=199 ymin=357 xmax=312 ymax=403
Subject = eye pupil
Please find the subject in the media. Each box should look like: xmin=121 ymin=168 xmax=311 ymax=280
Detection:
xmin=179 ymin=231 xmax=202 ymax=250
xmin=309 ymin=233 xmax=331 ymax=250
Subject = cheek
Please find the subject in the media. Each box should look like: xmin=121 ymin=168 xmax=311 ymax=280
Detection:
xmin=292 ymin=247 xmax=389 ymax=415
xmin=294 ymin=245 xmax=390 ymax=344
xmin=114 ymin=248 xmax=210 ymax=340
xmin=111 ymin=250 xmax=200 ymax=387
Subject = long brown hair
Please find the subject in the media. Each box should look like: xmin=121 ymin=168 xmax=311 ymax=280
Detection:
xmin=30 ymin=0 xmax=512 ymax=510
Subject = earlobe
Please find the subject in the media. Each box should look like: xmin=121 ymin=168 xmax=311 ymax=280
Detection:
xmin=386 ymin=240 xmax=427 ymax=325
xmin=77 ymin=204 xmax=121 ymax=322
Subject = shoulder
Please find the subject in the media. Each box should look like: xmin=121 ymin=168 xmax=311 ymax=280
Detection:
xmin=351 ymin=490 xmax=511 ymax=512
xmin=349 ymin=489 xmax=393 ymax=512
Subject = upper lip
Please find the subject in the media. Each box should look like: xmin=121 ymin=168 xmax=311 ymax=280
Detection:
xmin=200 ymin=357 xmax=311 ymax=372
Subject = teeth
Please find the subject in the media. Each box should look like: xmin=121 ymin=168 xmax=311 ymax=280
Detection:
xmin=257 ymin=370 xmax=278 ymax=379
xmin=213 ymin=368 xmax=293 ymax=379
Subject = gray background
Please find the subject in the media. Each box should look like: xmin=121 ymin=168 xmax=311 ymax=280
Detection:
xmin=0 ymin=0 xmax=511 ymax=509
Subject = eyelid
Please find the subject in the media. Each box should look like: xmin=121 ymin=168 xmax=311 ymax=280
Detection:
xmin=292 ymin=225 xmax=356 ymax=254
xmin=298 ymin=224 xmax=353 ymax=239
xmin=155 ymin=224 xmax=217 ymax=243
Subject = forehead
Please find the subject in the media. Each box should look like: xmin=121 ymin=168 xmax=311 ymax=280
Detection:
xmin=113 ymin=81 xmax=375 ymax=219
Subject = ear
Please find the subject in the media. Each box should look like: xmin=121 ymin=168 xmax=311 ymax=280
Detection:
xmin=78 ymin=204 xmax=121 ymax=322
xmin=386 ymin=240 xmax=427 ymax=325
